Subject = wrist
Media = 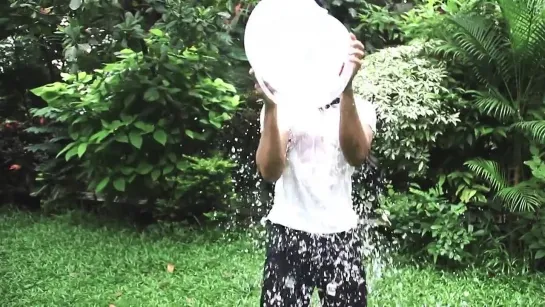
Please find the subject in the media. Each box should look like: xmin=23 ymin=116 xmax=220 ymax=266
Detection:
xmin=342 ymin=85 xmax=354 ymax=98
xmin=264 ymin=100 xmax=277 ymax=112
xmin=343 ymin=83 xmax=354 ymax=95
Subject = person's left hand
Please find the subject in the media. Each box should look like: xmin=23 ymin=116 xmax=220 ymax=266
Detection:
xmin=345 ymin=33 xmax=365 ymax=91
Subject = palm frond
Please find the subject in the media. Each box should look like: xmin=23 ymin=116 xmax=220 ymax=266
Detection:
xmin=465 ymin=158 xmax=508 ymax=191
xmin=499 ymin=0 xmax=545 ymax=90
xmin=446 ymin=14 xmax=511 ymax=84
xmin=470 ymin=88 xmax=516 ymax=120
xmin=466 ymin=158 xmax=544 ymax=211
xmin=500 ymin=0 xmax=545 ymax=59
xmin=436 ymin=0 xmax=545 ymax=103
xmin=494 ymin=183 xmax=542 ymax=211
xmin=511 ymin=120 xmax=545 ymax=144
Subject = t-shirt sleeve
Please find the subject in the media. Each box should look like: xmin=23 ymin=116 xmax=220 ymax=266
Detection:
xmin=259 ymin=104 xmax=291 ymax=133
xmin=355 ymin=97 xmax=377 ymax=134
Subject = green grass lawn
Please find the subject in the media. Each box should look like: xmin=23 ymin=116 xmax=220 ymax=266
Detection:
xmin=1 ymin=209 xmax=544 ymax=306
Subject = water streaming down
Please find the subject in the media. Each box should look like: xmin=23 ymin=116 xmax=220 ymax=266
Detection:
xmin=218 ymin=109 xmax=396 ymax=305
xmin=226 ymin=1 xmax=395 ymax=298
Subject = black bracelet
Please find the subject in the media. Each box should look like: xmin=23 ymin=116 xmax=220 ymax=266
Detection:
xmin=319 ymin=98 xmax=340 ymax=111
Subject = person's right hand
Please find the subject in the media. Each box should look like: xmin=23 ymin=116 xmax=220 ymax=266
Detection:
xmin=250 ymin=68 xmax=276 ymax=105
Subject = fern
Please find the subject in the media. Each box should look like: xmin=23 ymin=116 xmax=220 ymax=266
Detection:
xmin=465 ymin=159 xmax=507 ymax=191
xmin=469 ymin=88 xmax=516 ymax=120
xmin=512 ymin=120 xmax=545 ymax=143
xmin=447 ymin=14 xmax=511 ymax=85
xmin=466 ymin=158 xmax=543 ymax=211
xmin=495 ymin=183 xmax=542 ymax=211
xmin=435 ymin=0 xmax=545 ymax=115
xmin=437 ymin=0 xmax=545 ymax=213
xmin=500 ymin=0 xmax=545 ymax=68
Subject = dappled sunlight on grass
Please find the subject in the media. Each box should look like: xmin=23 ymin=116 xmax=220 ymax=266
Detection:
xmin=1 ymin=210 xmax=544 ymax=306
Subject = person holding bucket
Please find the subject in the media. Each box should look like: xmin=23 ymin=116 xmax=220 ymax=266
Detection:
xmin=251 ymin=1 xmax=376 ymax=306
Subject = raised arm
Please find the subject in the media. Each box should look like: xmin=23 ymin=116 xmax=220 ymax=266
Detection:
xmin=339 ymin=33 xmax=375 ymax=166
xmin=252 ymin=69 xmax=290 ymax=182
xmin=339 ymin=88 xmax=375 ymax=166
xmin=256 ymin=103 xmax=290 ymax=182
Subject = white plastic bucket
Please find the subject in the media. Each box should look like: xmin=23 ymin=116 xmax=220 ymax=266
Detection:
xmin=244 ymin=0 xmax=353 ymax=109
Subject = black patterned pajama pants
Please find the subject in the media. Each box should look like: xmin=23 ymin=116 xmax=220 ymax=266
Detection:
xmin=260 ymin=223 xmax=367 ymax=307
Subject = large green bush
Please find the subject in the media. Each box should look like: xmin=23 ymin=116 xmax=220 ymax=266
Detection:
xmin=352 ymin=42 xmax=461 ymax=182
xmin=31 ymin=30 xmax=240 ymax=219
xmin=0 ymin=0 xmax=249 ymax=220
xmin=427 ymin=0 xmax=545 ymax=268
xmin=377 ymin=178 xmax=476 ymax=264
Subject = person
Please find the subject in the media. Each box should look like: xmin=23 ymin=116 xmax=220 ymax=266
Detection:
xmin=253 ymin=10 xmax=377 ymax=307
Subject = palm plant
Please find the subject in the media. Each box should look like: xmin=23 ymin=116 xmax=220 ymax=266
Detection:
xmin=435 ymin=0 xmax=545 ymax=212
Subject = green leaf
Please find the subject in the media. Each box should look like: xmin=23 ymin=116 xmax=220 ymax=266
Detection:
xmin=109 ymin=120 xmax=123 ymax=130
xmin=128 ymin=174 xmax=137 ymax=183
xmin=124 ymin=93 xmax=136 ymax=107
xmin=95 ymin=177 xmax=110 ymax=193
xmin=56 ymin=143 xmax=76 ymax=158
xmin=176 ymin=161 xmax=188 ymax=170
xmin=167 ymin=153 xmax=177 ymax=163
xmin=115 ymin=133 xmax=129 ymax=143
xmin=536 ymin=250 xmax=545 ymax=259
xmin=120 ymin=113 xmax=136 ymax=124
xmin=209 ymin=119 xmax=222 ymax=129
xmin=65 ymin=146 xmax=79 ymax=161
xmin=69 ymin=130 xmax=79 ymax=140
xmin=89 ymin=130 xmax=111 ymax=143
xmin=151 ymin=169 xmax=161 ymax=181
xmin=529 ymin=242 xmax=541 ymax=249
xmin=163 ymin=164 xmax=175 ymax=175
xmin=77 ymin=143 xmax=88 ymax=158
xmin=185 ymin=129 xmax=208 ymax=141
xmin=129 ymin=131 xmax=143 ymax=149
xmin=113 ymin=178 xmax=126 ymax=192
xmin=144 ymin=88 xmax=160 ymax=102
xmin=136 ymin=162 xmax=153 ymax=175
xmin=153 ymin=129 xmax=168 ymax=145
xmin=120 ymin=167 xmax=134 ymax=175
xmin=64 ymin=45 xmax=78 ymax=62
xmin=185 ymin=129 xmax=196 ymax=139
xmin=472 ymin=229 xmax=486 ymax=237
xmin=149 ymin=28 xmax=163 ymax=37
xmin=101 ymin=120 xmax=111 ymax=129
xmin=134 ymin=121 xmax=155 ymax=133
xmin=69 ymin=0 xmax=82 ymax=10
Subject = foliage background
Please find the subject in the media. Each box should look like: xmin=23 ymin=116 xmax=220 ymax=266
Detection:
xmin=2 ymin=0 xmax=545 ymax=274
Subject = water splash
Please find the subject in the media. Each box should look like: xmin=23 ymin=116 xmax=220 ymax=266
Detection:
xmin=217 ymin=111 xmax=395 ymax=305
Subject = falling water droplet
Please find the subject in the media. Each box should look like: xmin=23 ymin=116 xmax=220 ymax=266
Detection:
xmin=326 ymin=281 xmax=337 ymax=296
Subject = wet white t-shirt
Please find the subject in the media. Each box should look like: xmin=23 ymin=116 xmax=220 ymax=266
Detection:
xmin=259 ymin=98 xmax=377 ymax=234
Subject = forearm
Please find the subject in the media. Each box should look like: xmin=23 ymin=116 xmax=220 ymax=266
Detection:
xmin=339 ymin=87 xmax=372 ymax=166
xmin=256 ymin=104 xmax=288 ymax=182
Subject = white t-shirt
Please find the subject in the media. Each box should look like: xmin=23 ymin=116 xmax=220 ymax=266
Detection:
xmin=259 ymin=97 xmax=377 ymax=234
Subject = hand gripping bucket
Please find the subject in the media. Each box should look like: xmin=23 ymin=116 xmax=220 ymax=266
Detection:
xmin=244 ymin=0 xmax=354 ymax=110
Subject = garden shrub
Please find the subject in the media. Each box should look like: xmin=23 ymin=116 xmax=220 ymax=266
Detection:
xmin=356 ymin=0 xmax=498 ymax=49
xmin=377 ymin=177 xmax=476 ymax=264
xmin=0 ymin=35 xmax=54 ymax=207
xmin=352 ymin=41 xmax=461 ymax=182
xmin=30 ymin=29 xmax=240 ymax=219
xmin=422 ymin=0 xmax=545 ymax=271
xmin=0 ymin=120 xmax=37 ymax=202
